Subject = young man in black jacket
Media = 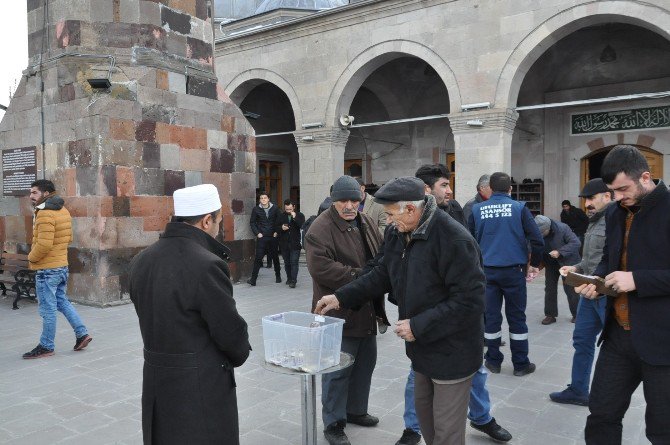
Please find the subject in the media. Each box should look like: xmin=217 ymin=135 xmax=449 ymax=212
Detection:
xmin=576 ymin=145 xmax=670 ymax=445
xmin=275 ymin=199 xmax=305 ymax=288
xmin=248 ymin=191 xmax=281 ymax=285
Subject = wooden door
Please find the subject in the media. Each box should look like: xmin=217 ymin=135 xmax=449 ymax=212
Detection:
xmin=344 ymin=159 xmax=363 ymax=179
xmin=258 ymin=160 xmax=283 ymax=205
xmin=446 ymin=153 xmax=456 ymax=195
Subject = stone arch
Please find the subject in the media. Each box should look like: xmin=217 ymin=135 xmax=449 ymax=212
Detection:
xmin=325 ymin=40 xmax=462 ymax=126
xmin=225 ymin=69 xmax=303 ymax=128
xmin=495 ymin=2 xmax=670 ymax=109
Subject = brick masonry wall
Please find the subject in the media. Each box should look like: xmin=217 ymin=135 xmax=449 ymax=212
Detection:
xmin=0 ymin=0 xmax=255 ymax=305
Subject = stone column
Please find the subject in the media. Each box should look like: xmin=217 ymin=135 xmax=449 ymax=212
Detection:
xmin=449 ymin=109 xmax=518 ymax=203
xmin=294 ymin=127 xmax=349 ymax=216
xmin=0 ymin=0 xmax=255 ymax=305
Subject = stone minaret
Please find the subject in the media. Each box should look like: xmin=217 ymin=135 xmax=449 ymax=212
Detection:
xmin=0 ymin=0 xmax=255 ymax=305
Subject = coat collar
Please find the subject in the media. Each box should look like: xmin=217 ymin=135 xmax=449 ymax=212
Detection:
xmin=161 ymin=222 xmax=231 ymax=261
xmin=411 ymin=194 xmax=438 ymax=240
xmin=636 ymin=179 xmax=667 ymax=209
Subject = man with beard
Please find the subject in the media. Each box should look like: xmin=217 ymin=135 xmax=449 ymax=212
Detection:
xmin=275 ymin=199 xmax=305 ymax=288
xmin=560 ymin=199 xmax=589 ymax=246
xmin=549 ymin=178 xmax=612 ymax=406
xmin=577 ymin=146 xmax=670 ymax=444
xmin=129 ymin=184 xmax=250 ymax=445
xmin=414 ymin=164 xmax=466 ymax=226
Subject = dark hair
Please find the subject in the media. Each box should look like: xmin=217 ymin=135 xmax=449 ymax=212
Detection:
xmin=601 ymin=145 xmax=649 ymax=184
xmin=258 ymin=191 xmax=269 ymax=199
xmin=31 ymin=179 xmax=56 ymax=193
xmin=489 ymin=172 xmax=511 ymax=193
xmin=415 ymin=164 xmax=450 ymax=187
xmin=171 ymin=209 xmax=219 ymax=225
xmin=562 ymin=200 xmax=571 ymax=206
xmin=355 ymin=178 xmax=365 ymax=186
xmin=283 ymin=199 xmax=293 ymax=206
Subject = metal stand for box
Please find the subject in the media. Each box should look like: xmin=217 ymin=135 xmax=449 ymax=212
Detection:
xmin=261 ymin=352 xmax=354 ymax=445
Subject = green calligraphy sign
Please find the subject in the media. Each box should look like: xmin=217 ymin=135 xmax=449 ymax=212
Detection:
xmin=571 ymin=105 xmax=670 ymax=135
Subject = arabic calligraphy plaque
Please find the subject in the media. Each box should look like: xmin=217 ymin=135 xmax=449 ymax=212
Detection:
xmin=571 ymin=105 xmax=670 ymax=135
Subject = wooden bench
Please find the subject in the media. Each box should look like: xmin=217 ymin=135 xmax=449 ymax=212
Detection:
xmin=0 ymin=252 xmax=36 ymax=310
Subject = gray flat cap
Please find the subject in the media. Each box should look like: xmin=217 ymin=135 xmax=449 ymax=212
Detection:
xmin=373 ymin=177 xmax=426 ymax=205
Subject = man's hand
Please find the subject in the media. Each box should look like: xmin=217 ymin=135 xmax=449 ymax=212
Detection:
xmin=273 ymin=232 xmax=278 ymax=238
xmin=394 ymin=320 xmax=415 ymax=342
xmin=549 ymin=250 xmax=560 ymax=259
xmin=526 ymin=266 xmax=540 ymax=282
xmin=257 ymin=233 xmax=263 ymax=238
xmin=290 ymin=211 xmax=296 ymax=218
xmin=605 ymin=271 xmax=635 ymax=294
xmin=314 ymin=294 xmax=340 ymax=315
xmin=560 ymin=265 xmax=577 ymax=277
xmin=282 ymin=224 xmax=289 ymax=231
xmin=576 ymin=283 xmax=599 ymax=299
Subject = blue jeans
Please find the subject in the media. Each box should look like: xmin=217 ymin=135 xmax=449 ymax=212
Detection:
xmin=570 ymin=296 xmax=607 ymax=395
xmin=404 ymin=366 xmax=492 ymax=432
xmin=36 ymin=267 xmax=87 ymax=350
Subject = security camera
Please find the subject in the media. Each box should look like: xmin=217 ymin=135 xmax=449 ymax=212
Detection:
xmin=339 ymin=115 xmax=355 ymax=127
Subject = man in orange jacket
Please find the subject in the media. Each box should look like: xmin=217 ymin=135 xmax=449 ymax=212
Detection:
xmin=23 ymin=179 xmax=91 ymax=359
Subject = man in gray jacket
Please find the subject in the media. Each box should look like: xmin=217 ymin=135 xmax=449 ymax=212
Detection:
xmin=534 ymin=215 xmax=581 ymax=325
xmin=550 ymin=179 xmax=612 ymax=406
xmin=463 ymin=175 xmax=492 ymax=230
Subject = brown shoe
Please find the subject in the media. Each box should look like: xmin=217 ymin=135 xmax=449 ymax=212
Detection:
xmin=541 ymin=316 xmax=556 ymax=325
xmin=74 ymin=334 xmax=92 ymax=351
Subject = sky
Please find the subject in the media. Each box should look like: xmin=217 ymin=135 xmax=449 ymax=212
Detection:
xmin=0 ymin=0 xmax=28 ymax=120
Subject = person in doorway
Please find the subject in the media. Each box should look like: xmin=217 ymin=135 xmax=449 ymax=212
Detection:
xmin=549 ymin=178 xmax=612 ymax=406
xmin=534 ymin=215 xmax=581 ymax=325
xmin=275 ymin=199 xmax=305 ymax=288
xmin=23 ymin=179 xmax=92 ymax=359
xmin=129 ymin=184 xmax=251 ymax=444
xmin=576 ymin=145 xmax=670 ymax=445
xmin=560 ymin=199 xmax=589 ymax=246
xmin=305 ymin=175 xmax=387 ymax=445
xmin=316 ymin=176 xmax=486 ymax=445
xmin=469 ymin=172 xmax=544 ymax=376
xmin=247 ymin=191 xmax=281 ymax=286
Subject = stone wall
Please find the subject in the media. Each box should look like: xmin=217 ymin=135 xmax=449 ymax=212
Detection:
xmin=0 ymin=0 xmax=255 ymax=306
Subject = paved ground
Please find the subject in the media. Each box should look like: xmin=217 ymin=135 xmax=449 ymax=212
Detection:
xmin=0 ymin=263 xmax=650 ymax=445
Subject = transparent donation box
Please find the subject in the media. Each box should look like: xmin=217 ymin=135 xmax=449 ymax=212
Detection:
xmin=262 ymin=311 xmax=345 ymax=373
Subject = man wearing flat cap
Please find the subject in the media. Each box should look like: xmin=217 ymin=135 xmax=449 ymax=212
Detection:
xmin=549 ymin=178 xmax=612 ymax=407
xmin=305 ymin=175 xmax=387 ymax=445
xmin=316 ymin=176 xmax=486 ymax=445
xmin=129 ymin=184 xmax=251 ymax=445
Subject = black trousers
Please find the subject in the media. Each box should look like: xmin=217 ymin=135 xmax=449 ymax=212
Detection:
xmin=251 ymin=236 xmax=280 ymax=280
xmin=544 ymin=260 xmax=579 ymax=317
xmin=585 ymin=322 xmax=670 ymax=444
xmin=281 ymin=248 xmax=300 ymax=283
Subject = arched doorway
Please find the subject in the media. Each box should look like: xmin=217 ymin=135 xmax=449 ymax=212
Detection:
xmin=342 ymin=55 xmax=451 ymax=188
xmin=581 ymin=145 xmax=664 ymax=188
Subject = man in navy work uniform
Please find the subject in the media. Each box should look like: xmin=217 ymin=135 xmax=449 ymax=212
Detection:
xmin=469 ymin=172 xmax=544 ymax=376
xmin=550 ymin=178 xmax=612 ymax=406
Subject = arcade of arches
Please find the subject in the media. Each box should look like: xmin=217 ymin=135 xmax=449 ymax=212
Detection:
xmin=218 ymin=0 xmax=670 ymax=218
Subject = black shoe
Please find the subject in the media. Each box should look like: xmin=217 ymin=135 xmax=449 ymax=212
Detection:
xmin=549 ymin=385 xmax=589 ymax=406
xmin=324 ymin=421 xmax=350 ymax=445
xmin=246 ymin=278 xmax=256 ymax=286
xmin=289 ymin=282 xmax=296 ymax=288
xmin=74 ymin=334 xmax=92 ymax=351
xmin=484 ymin=360 xmax=501 ymax=374
xmin=22 ymin=344 xmax=54 ymax=359
xmin=513 ymin=362 xmax=536 ymax=377
xmin=275 ymin=275 xmax=282 ymax=283
xmin=541 ymin=316 xmax=556 ymax=325
xmin=346 ymin=413 xmax=379 ymax=427
xmin=470 ymin=418 xmax=512 ymax=442
xmin=395 ymin=428 xmax=421 ymax=445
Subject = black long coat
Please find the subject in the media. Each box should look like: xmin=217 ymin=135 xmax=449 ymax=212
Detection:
xmin=129 ymin=222 xmax=251 ymax=445
xmin=275 ymin=210 xmax=305 ymax=251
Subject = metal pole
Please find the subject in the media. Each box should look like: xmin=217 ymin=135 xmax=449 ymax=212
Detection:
xmin=300 ymin=374 xmax=317 ymax=445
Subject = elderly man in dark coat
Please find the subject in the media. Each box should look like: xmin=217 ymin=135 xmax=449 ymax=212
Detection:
xmin=305 ymin=175 xmax=387 ymax=445
xmin=316 ymin=177 xmax=486 ymax=445
xmin=129 ymin=184 xmax=251 ymax=445
xmin=535 ymin=215 xmax=582 ymax=325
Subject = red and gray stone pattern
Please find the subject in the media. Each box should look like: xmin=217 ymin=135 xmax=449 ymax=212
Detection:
xmin=0 ymin=0 xmax=256 ymax=305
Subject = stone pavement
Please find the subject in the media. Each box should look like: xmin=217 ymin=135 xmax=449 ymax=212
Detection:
xmin=0 ymin=266 xmax=650 ymax=445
